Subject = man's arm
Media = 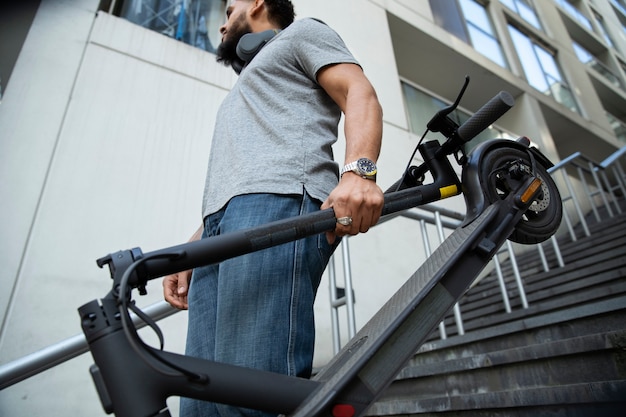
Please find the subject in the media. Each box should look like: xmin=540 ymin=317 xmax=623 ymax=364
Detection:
xmin=162 ymin=224 xmax=203 ymax=309
xmin=317 ymin=63 xmax=384 ymax=243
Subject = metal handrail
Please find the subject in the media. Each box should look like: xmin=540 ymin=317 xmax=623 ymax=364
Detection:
xmin=548 ymin=146 xmax=626 ymax=240
xmin=328 ymin=205 xmax=465 ymax=352
xmin=0 ymin=301 xmax=176 ymax=390
xmin=331 ymin=146 xmax=626 ymax=347
xmin=2 ymin=146 xmax=625 ymax=390
xmin=600 ymin=146 xmax=626 ymax=167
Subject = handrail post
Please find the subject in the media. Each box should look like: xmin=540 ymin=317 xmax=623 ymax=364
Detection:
xmin=341 ymin=239 xmax=357 ymax=340
xmin=328 ymin=239 xmax=358 ymax=354
xmin=551 ymin=235 xmax=565 ymax=268
xmin=493 ymin=255 xmax=512 ymax=313
xmin=578 ymin=165 xmax=601 ymax=223
xmin=612 ymin=164 xmax=626 ymax=197
xmin=507 ymin=241 xmax=528 ymax=309
xmin=327 ymin=256 xmax=342 ymax=355
xmin=590 ymin=162 xmax=614 ymax=218
xmin=615 ymin=161 xmax=626 ymax=193
xmin=600 ymin=169 xmax=623 ymax=215
xmin=536 ymin=242 xmax=549 ymax=272
xmin=563 ymin=168 xmax=590 ymax=237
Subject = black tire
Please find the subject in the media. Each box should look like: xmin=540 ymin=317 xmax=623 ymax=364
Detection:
xmin=480 ymin=147 xmax=563 ymax=244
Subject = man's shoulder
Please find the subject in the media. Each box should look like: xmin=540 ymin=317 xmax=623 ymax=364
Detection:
xmin=287 ymin=17 xmax=332 ymax=34
xmin=282 ymin=18 xmax=345 ymax=48
xmin=297 ymin=17 xmax=328 ymax=27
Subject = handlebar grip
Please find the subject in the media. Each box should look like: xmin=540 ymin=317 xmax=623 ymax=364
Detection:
xmin=456 ymin=91 xmax=514 ymax=143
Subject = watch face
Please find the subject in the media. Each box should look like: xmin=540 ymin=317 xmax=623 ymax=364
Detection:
xmin=357 ymin=158 xmax=377 ymax=176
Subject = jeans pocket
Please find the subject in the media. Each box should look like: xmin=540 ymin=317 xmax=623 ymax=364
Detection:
xmin=316 ymin=233 xmax=341 ymax=266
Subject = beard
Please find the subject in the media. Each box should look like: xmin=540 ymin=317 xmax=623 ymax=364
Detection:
xmin=216 ymin=14 xmax=252 ymax=68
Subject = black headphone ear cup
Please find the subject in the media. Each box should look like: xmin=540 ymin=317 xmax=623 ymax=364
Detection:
xmin=236 ymin=29 xmax=280 ymax=64
xmin=236 ymin=33 xmax=267 ymax=62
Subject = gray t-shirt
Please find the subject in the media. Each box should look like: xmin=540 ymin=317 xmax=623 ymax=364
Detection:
xmin=202 ymin=18 xmax=359 ymax=218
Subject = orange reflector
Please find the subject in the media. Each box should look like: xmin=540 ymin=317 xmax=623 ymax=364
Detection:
xmin=332 ymin=404 xmax=356 ymax=417
xmin=521 ymin=178 xmax=542 ymax=204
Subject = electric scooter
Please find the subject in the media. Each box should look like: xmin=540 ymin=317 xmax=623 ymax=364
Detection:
xmin=79 ymin=77 xmax=562 ymax=417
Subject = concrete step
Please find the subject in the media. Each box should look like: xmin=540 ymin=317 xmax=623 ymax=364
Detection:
xmin=369 ymin=298 xmax=626 ymax=416
xmin=412 ymin=297 xmax=626 ymax=369
xmin=433 ymin=256 xmax=626 ymax=339
xmin=482 ymin=229 xmax=626 ymax=287
xmin=428 ymin=212 xmax=626 ymax=339
xmin=473 ymin=215 xmax=626 ymax=296
xmin=367 ymin=206 xmax=626 ymax=416
xmin=368 ymin=380 xmax=626 ymax=416
xmin=459 ymin=246 xmax=626 ymax=314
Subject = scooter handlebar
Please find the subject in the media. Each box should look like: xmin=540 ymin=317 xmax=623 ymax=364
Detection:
xmin=456 ymin=91 xmax=514 ymax=143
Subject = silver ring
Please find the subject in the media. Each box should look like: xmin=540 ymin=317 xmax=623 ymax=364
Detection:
xmin=336 ymin=216 xmax=353 ymax=226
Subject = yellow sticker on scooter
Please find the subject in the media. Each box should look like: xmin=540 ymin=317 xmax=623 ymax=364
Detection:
xmin=440 ymin=185 xmax=459 ymax=199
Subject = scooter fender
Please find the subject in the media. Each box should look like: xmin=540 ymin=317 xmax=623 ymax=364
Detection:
xmin=461 ymin=137 xmax=554 ymax=226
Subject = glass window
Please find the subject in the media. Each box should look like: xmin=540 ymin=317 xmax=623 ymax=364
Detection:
xmin=430 ymin=0 xmax=470 ymax=42
xmin=606 ymin=111 xmax=626 ymax=144
xmin=499 ymin=0 xmax=542 ymax=30
xmin=572 ymin=42 xmax=592 ymax=64
xmin=117 ymin=0 xmax=226 ymax=53
xmin=573 ymin=42 xmax=622 ymax=88
xmin=594 ymin=12 xmax=615 ymax=48
xmin=430 ymin=0 xmax=508 ymax=68
xmin=460 ymin=0 xmax=508 ymax=67
xmin=402 ymin=82 xmax=449 ymax=136
xmin=401 ymin=82 xmax=515 ymax=151
xmin=554 ymin=0 xmax=593 ymax=31
xmin=508 ymin=25 xmax=580 ymax=113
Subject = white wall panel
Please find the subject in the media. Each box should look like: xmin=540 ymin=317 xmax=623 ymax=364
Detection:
xmin=0 ymin=0 xmax=100 ymax=338
xmin=0 ymin=10 xmax=229 ymax=417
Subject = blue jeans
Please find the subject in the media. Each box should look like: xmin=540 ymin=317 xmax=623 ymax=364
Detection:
xmin=180 ymin=192 xmax=337 ymax=417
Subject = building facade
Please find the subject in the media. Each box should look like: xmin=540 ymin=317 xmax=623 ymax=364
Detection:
xmin=1 ymin=0 xmax=625 ymax=415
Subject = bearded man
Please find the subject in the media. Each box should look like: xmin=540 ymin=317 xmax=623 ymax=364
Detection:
xmin=163 ymin=1 xmax=383 ymax=416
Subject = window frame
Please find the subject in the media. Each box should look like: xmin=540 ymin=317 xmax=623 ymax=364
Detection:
xmin=400 ymin=79 xmax=517 ymax=154
xmin=430 ymin=0 xmax=509 ymax=68
xmin=499 ymin=0 xmax=543 ymax=30
xmin=100 ymin=0 xmax=227 ymax=54
xmin=507 ymin=23 xmax=580 ymax=113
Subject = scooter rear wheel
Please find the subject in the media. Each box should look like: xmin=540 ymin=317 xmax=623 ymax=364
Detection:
xmin=480 ymin=147 xmax=563 ymax=244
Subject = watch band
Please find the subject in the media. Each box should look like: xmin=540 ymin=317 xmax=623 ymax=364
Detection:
xmin=341 ymin=158 xmax=377 ymax=180
xmin=340 ymin=161 xmax=359 ymax=176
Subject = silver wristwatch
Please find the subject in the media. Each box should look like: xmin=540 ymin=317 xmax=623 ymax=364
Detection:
xmin=340 ymin=157 xmax=377 ymax=181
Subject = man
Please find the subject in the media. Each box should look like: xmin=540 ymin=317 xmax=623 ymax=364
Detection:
xmin=163 ymin=0 xmax=383 ymax=415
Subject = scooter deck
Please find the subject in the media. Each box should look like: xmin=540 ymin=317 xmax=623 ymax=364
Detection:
xmin=287 ymin=204 xmax=502 ymax=417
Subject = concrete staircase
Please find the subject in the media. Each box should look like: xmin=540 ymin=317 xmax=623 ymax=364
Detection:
xmin=367 ymin=207 xmax=626 ymax=416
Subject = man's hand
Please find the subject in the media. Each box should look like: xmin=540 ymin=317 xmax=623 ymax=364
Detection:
xmin=162 ymin=224 xmax=203 ymax=310
xmin=322 ymin=172 xmax=384 ymax=244
xmin=163 ymin=269 xmax=192 ymax=310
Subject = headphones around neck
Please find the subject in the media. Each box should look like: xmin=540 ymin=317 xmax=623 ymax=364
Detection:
xmin=232 ymin=29 xmax=280 ymax=74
